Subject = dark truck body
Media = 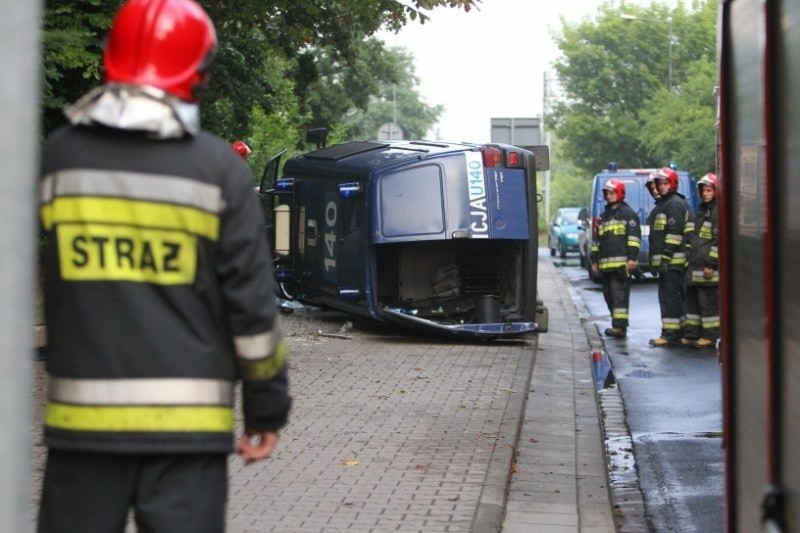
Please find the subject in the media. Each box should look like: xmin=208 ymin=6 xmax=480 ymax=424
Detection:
xmin=259 ymin=139 xmax=549 ymax=340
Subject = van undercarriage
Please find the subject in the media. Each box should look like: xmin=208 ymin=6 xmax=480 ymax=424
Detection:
xmin=374 ymin=240 xmax=527 ymax=325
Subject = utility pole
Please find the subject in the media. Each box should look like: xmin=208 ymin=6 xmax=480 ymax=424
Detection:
xmin=391 ymin=83 xmax=398 ymax=140
xmin=0 ymin=2 xmax=42 ymax=532
xmin=542 ymin=72 xmax=560 ymax=225
xmin=667 ymin=16 xmax=673 ymax=92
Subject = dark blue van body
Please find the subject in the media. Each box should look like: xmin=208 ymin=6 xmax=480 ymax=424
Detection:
xmin=583 ymin=168 xmax=699 ymax=281
xmin=260 ymin=140 xmax=549 ymax=340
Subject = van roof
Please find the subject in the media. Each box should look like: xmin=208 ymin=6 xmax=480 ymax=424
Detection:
xmin=285 ymin=140 xmax=479 ymax=179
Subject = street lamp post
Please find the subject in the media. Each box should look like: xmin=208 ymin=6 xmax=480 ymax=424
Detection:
xmin=621 ymin=13 xmax=673 ymax=91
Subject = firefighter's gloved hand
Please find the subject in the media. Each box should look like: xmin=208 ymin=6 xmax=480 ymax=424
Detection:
xmin=658 ymin=262 xmax=670 ymax=276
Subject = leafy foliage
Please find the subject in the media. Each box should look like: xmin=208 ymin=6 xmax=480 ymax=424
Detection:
xmin=41 ymin=0 xmax=115 ymax=135
xmin=550 ymin=0 xmax=717 ymax=177
xmin=338 ymin=46 xmax=443 ymax=141
xmin=41 ymin=0 xmax=480 ymax=145
xmin=640 ymin=57 xmax=717 ymax=175
xmin=539 ymin=135 xmax=592 ymax=229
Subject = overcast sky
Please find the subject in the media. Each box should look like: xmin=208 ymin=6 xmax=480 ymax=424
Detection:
xmin=378 ymin=0 xmax=673 ymax=143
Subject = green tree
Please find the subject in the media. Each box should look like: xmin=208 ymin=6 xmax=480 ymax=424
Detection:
xmin=41 ymin=0 xmax=114 ymax=135
xmin=539 ymin=137 xmax=591 ymax=229
xmin=338 ymin=46 xmax=443 ymax=141
xmin=41 ymin=0 xmax=480 ymax=140
xmin=299 ymin=39 xmax=402 ymax=139
xmin=640 ymin=57 xmax=717 ymax=175
xmin=550 ymin=0 xmax=717 ymax=176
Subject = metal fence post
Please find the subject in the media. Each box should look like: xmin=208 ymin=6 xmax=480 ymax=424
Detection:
xmin=0 ymin=2 xmax=43 ymax=531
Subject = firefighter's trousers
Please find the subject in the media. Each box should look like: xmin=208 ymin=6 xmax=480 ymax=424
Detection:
xmin=601 ymin=268 xmax=631 ymax=329
xmin=38 ymin=449 xmax=228 ymax=533
xmin=658 ymin=268 xmax=685 ymax=341
xmin=684 ymin=284 xmax=720 ymax=340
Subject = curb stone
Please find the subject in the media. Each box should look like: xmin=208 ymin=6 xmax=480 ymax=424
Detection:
xmin=570 ymin=280 xmax=651 ymax=532
xmin=470 ymin=338 xmax=536 ymax=532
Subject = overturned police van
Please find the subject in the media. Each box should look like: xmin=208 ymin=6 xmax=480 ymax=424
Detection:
xmin=258 ymin=137 xmax=549 ymax=340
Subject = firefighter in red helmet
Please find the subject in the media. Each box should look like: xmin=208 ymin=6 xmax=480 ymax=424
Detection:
xmin=648 ymin=166 xmax=692 ymax=347
xmin=37 ymin=1 xmax=291 ymax=531
xmin=682 ymin=173 xmax=720 ymax=348
xmin=591 ymin=178 xmax=642 ymax=338
xmin=232 ymin=140 xmax=252 ymax=160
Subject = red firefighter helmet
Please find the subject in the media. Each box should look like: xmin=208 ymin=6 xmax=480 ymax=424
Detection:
xmin=103 ymin=0 xmax=218 ymax=102
xmin=654 ymin=166 xmax=679 ymax=192
xmin=231 ymin=141 xmax=252 ymax=160
xmin=602 ymin=178 xmax=626 ymax=202
xmin=697 ymin=173 xmax=718 ymax=191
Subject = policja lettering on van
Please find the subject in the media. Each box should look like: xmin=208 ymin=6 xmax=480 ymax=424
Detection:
xmin=466 ymin=152 xmax=489 ymax=238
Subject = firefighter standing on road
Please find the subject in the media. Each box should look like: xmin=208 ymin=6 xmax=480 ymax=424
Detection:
xmin=591 ymin=179 xmax=641 ymax=338
xmin=682 ymin=173 xmax=720 ymax=348
xmin=648 ymin=167 xmax=691 ymax=347
xmin=37 ymin=1 xmax=291 ymax=531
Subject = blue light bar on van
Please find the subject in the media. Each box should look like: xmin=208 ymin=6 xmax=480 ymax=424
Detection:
xmin=276 ymin=178 xmax=295 ymax=191
xmin=275 ymin=266 xmax=293 ymax=281
xmin=337 ymin=286 xmax=361 ymax=299
xmin=338 ymin=182 xmax=362 ymax=199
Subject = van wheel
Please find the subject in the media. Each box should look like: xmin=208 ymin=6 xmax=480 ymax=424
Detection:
xmin=549 ymin=238 xmax=555 ymax=256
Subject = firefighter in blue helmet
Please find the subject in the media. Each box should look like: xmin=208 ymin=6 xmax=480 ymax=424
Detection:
xmin=37 ymin=1 xmax=291 ymax=531
xmin=681 ymin=173 xmax=720 ymax=348
xmin=591 ymin=178 xmax=641 ymax=338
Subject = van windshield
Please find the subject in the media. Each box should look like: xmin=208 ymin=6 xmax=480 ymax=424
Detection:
xmin=593 ymin=171 xmax=697 ymax=230
xmin=596 ymin=178 xmax=646 ymax=223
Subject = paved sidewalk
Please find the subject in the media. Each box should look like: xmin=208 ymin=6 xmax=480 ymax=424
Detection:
xmin=500 ymin=257 xmax=616 ymax=533
xmin=28 ymin=254 xmax=621 ymax=532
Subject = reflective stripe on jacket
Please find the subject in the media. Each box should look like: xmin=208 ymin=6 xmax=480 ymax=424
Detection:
xmin=590 ymin=201 xmax=641 ymax=272
xmin=649 ymin=192 xmax=690 ymax=268
xmin=685 ymin=198 xmax=719 ymax=285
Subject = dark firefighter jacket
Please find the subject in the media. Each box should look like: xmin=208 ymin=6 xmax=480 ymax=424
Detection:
xmin=590 ymin=201 xmax=641 ymax=271
xmin=39 ymin=123 xmax=291 ymax=454
xmin=646 ymin=197 xmax=661 ymax=228
xmin=685 ymin=198 xmax=719 ymax=285
xmin=649 ymin=191 xmax=690 ymax=269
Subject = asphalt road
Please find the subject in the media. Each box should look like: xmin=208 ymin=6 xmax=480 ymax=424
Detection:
xmin=556 ymin=254 xmax=725 ymax=533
